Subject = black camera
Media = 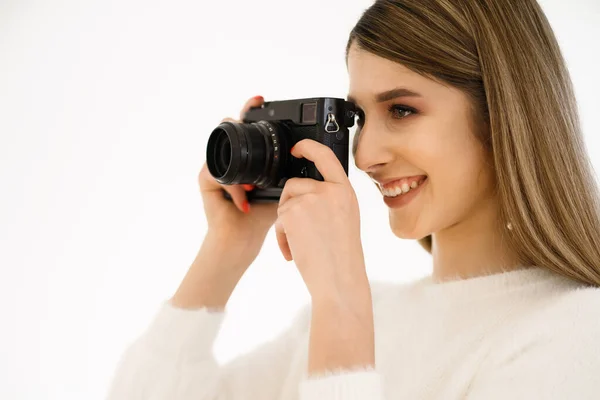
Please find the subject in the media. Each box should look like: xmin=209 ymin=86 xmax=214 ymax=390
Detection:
xmin=206 ymin=97 xmax=357 ymax=202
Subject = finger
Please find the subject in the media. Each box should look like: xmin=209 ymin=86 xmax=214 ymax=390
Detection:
xmin=219 ymin=102 xmax=258 ymax=125
xmin=291 ymin=139 xmax=348 ymax=184
xmin=220 ymin=117 xmax=238 ymax=124
xmin=275 ymin=218 xmax=293 ymax=261
xmin=279 ymin=177 xmax=321 ymax=207
xmin=203 ymin=184 xmax=249 ymax=214
xmin=239 ymin=95 xmax=264 ymax=121
xmin=199 ymin=165 xmax=249 ymax=213
xmin=224 ymin=185 xmax=250 ymax=213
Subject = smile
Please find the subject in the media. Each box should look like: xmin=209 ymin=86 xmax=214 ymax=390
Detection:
xmin=382 ymin=176 xmax=428 ymax=209
xmin=380 ymin=176 xmax=428 ymax=197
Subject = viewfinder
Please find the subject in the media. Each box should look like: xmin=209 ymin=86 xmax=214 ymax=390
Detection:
xmin=301 ymin=102 xmax=317 ymax=124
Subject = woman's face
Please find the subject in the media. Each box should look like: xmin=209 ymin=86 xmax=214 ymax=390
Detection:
xmin=347 ymin=43 xmax=496 ymax=239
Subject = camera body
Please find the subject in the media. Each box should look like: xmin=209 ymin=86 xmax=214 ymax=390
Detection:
xmin=206 ymin=97 xmax=357 ymax=202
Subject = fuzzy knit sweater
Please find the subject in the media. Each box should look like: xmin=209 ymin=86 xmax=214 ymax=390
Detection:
xmin=106 ymin=266 xmax=600 ymax=399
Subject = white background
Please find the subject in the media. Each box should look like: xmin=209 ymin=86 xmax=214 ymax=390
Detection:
xmin=0 ymin=0 xmax=598 ymax=399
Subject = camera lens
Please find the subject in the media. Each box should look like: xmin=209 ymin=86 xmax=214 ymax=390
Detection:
xmin=213 ymin=131 xmax=231 ymax=177
xmin=206 ymin=121 xmax=288 ymax=186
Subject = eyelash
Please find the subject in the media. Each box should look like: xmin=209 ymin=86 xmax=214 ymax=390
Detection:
xmin=356 ymin=104 xmax=416 ymax=127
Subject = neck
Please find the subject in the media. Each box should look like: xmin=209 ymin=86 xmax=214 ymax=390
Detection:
xmin=430 ymin=195 xmax=522 ymax=283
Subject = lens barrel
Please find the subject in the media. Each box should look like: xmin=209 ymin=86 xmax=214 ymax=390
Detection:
xmin=206 ymin=121 xmax=287 ymax=187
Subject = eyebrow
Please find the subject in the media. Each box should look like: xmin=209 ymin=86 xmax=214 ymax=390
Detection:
xmin=347 ymin=87 xmax=422 ymax=104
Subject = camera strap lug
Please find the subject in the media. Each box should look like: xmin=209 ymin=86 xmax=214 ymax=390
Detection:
xmin=325 ymin=113 xmax=340 ymax=133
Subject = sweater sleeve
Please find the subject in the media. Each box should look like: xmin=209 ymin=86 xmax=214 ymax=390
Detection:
xmin=465 ymin=290 xmax=600 ymax=400
xmin=105 ymin=300 xmax=311 ymax=400
xmin=298 ymin=367 xmax=385 ymax=400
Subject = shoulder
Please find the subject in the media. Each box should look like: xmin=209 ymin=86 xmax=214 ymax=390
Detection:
xmin=489 ymin=284 xmax=600 ymax=364
xmin=535 ymin=284 xmax=600 ymax=331
xmin=469 ymin=285 xmax=600 ymax=398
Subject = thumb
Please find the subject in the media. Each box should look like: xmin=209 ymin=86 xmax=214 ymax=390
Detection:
xmin=275 ymin=218 xmax=293 ymax=261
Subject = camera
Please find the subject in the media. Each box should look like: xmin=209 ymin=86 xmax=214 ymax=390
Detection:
xmin=206 ymin=97 xmax=357 ymax=202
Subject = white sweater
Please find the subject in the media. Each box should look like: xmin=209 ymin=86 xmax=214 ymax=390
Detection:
xmin=106 ymin=266 xmax=600 ymax=399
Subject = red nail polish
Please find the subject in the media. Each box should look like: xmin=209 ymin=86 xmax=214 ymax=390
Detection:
xmin=290 ymin=145 xmax=295 ymax=153
xmin=242 ymin=184 xmax=254 ymax=191
xmin=252 ymin=95 xmax=264 ymax=101
xmin=242 ymin=200 xmax=250 ymax=213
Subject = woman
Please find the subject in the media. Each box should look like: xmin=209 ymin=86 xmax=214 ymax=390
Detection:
xmin=107 ymin=0 xmax=600 ymax=399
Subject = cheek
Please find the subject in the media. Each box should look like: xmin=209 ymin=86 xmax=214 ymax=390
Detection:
xmin=421 ymin=116 xmax=488 ymax=191
xmin=391 ymin=123 xmax=493 ymax=236
xmin=428 ymin=138 xmax=495 ymax=222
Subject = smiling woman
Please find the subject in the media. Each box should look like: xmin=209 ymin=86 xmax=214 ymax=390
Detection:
xmin=346 ymin=0 xmax=600 ymax=287
xmin=105 ymin=1 xmax=600 ymax=399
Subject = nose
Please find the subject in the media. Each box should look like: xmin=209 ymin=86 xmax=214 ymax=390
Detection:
xmin=353 ymin=124 xmax=394 ymax=174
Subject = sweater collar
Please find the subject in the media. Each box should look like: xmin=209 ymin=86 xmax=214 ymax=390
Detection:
xmin=411 ymin=265 xmax=582 ymax=304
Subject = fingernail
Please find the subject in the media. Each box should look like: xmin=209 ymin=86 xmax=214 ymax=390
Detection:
xmin=242 ymin=184 xmax=254 ymax=191
xmin=252 ymin=95 xmax=264 ymax=101
xmin=290 ymin=145 xmax=295 ymax=153
xmin=242 ymin=200 xmax=250 ymax=213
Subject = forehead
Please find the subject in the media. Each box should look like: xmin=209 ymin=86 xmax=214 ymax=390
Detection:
xmin=347 ymin=44 xmax=439 ymax=101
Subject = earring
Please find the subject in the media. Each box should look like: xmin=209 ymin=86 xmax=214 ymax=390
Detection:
xmin=506 ymin=222 xmax=513 ymax=230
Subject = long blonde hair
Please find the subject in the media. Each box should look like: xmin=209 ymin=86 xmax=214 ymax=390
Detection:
xmin=347 ymin=0 xmax=600 ymax=287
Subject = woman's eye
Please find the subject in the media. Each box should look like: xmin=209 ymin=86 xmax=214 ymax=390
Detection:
xmin=355 ymin=105 xmax=415 ymax=128
xmin=389 ymin=104 xmax=416 ymax=119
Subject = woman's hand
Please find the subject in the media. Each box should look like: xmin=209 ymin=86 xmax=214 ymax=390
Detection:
xmin=275 ymin=139 xmax=369 ymax=301
xmin=198 ymin=95 xmax=279 ymax=269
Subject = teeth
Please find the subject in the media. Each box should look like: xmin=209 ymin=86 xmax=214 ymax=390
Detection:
xmin=381 ymin=178 xmax=425 ymax=197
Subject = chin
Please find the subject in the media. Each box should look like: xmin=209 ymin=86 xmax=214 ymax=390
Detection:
xmin=393 ymin=232 xmax=422 ymax=240
xmin=389 ymin=223 xmax=422 ymax=240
